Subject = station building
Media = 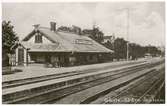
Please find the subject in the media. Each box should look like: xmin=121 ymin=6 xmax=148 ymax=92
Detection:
xmin=13 ymin=22 xmax=114 ymax=67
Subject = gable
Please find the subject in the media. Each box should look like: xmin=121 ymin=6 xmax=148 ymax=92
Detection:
xmin=22 ymin=30 xmax=54 ymax=44
xmin=27 ymin=33 xmax=52 ymax=44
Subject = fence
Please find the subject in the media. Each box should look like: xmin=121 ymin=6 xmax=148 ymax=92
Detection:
xmin=8 ymin=54 xmax=16 ymax=66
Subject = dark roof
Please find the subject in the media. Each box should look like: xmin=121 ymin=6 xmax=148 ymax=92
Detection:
xmin=21 ymin=27 xmax=114 ymax=53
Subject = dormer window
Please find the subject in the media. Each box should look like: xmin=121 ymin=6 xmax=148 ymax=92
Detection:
xmin=75 ymin=39 xmax=93 ymax=45
xmin=35 ymin=33 xmax=42 ymax=43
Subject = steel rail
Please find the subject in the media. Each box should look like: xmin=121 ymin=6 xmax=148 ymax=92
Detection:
xmin=42 ymin=62 xmax=162 ymax=104
xmin=3 ymin=60 xmax=164 ymax=104
xmin=90 ymin=67 xmax=164 ymax=104
xmin=4 ymin=62 xmax=152 ymax=104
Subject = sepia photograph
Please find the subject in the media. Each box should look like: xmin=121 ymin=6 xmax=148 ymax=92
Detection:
xmin=1 ymin=0 xmax=165 ymax=104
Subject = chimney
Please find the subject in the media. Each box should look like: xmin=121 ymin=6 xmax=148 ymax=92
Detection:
xmin=33 ymin=24 xmax=40 ymax=32
xmin=50 ymin=22 xmax=56 ymax=32
xmin=33 ymin=24 xmax=40 ymax=29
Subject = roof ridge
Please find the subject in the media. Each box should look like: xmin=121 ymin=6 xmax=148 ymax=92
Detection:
xmin=39 ymin=26 xmax=50 ymax=29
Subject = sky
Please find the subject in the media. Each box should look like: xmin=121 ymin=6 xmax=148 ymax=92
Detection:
xmin=2 ymin=2 xmax=165 ymax=46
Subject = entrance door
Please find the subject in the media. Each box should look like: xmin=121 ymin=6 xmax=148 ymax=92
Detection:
xmin=45 ymin=55 xmax=51 ymax=63
xmin=18 ymin=48 xmax=24 ymax=65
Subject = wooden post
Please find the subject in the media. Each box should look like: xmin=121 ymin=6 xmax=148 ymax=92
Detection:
xmin=27 ymin=52 xmax=31 ymax=65
xmin=23 ymin=49 xmax=27 ymax=66
xmin=15 ymin=48 xmax=18 ymax=66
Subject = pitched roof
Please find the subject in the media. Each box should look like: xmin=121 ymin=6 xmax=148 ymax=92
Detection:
xmin=21 ymin=27 xmax=114 ymax=53
xmin=21 ymin=42 xmax=67 ymax=52
xmin=103 ymin=36 xmax=113 ymax=39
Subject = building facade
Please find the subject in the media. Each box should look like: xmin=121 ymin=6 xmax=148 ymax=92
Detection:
xmin=13 ymin=22 xmax=114 ymax=67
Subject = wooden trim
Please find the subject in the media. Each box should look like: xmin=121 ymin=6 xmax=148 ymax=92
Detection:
xmin=22 ymin=30 xmax=36 ymax=41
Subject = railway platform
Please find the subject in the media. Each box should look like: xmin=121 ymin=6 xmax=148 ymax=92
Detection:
xmin=3 ymin=58 xmax=148 ymax=82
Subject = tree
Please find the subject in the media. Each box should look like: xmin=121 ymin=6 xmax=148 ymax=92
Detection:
xmin=2 ymin=21 xmax=19 ymax=53
xmin=57 ymin=26 xmax=71 ymax=32
xmin=144 ymin=45 xmax=161 ymax=57
xmin=82 ymin=27 xmax=104 ymax=44
xmin=103 ymin=41 xmax=114 ymax=50
xmin=57 ymin=25 xmax=81 ymax=35
xmin=113 ymin=38 xmax=127 ymax=60
xmin=57 ymin=25 xmax=104 ymax=44
xmin=2 ymin=21 xmax=19 ymax=66
xmin=129 ymin=43 xmax=145 ymax=60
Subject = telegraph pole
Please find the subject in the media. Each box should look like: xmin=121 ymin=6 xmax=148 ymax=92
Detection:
xmin=126 ymin=8 xmax=130 ymax=61
xmin=116 ymin=8 xmax=131 ymax=61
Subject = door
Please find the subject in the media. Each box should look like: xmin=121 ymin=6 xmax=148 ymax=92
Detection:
xmin=45 ymin=54 xmax=51 ymax=63
xmin=18 ymin=48 xmax=24 ymax=65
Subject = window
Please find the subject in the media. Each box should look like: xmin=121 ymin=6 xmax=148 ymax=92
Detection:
xmin=75 ymin=39 xmax=93 ymax=45
xmin=35 ymin=33 xmax=42 ymax=43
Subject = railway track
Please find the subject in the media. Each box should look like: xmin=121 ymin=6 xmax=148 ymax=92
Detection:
xmin=3 ymin=60 xmax=164 ymax=104
xmin=3 ymin=61 xmax=144 ymax=89
xmin=135 ymin=76 xmax=165 ymax=103
xmin=89 ymin=66 xmax=165 ymax=104
xmin=2 ymin=59 xmax=163 ymax=103
xmin=43 ymin=65 xmax=156 ymax=104
xmin=52 ymin=63 xmax=164 ymax=104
